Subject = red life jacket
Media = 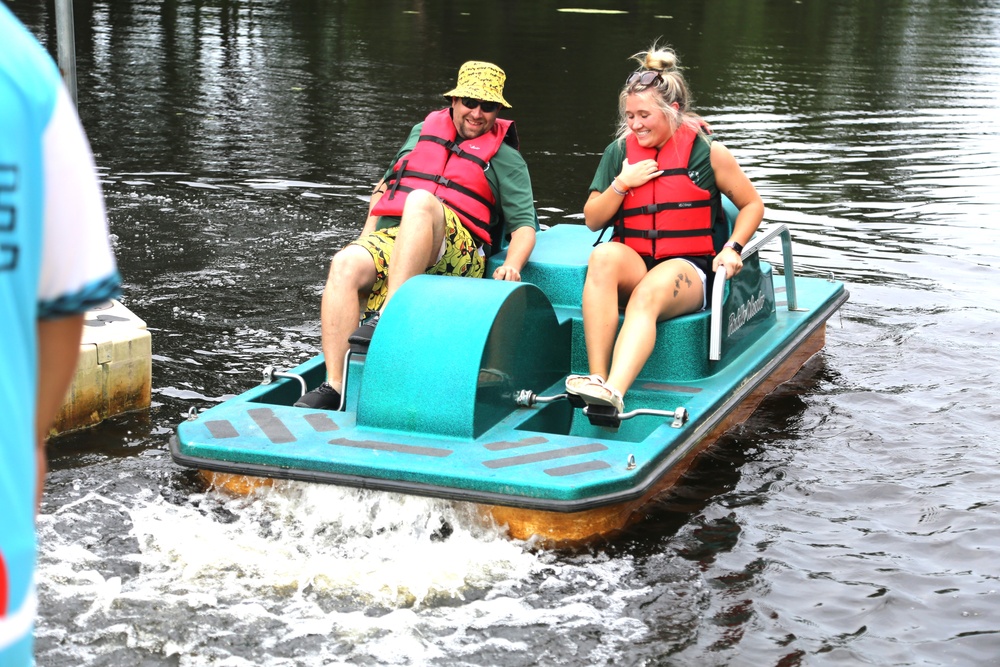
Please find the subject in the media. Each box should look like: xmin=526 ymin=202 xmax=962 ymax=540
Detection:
xmin=614 ymin=123 xmax=716 ymax=259
xmin=371 ymin=108 xmax=516 ymax=245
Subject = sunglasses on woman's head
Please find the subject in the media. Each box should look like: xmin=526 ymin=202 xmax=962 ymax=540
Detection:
xmin=461 ymin=97 xmax=501 ymax=113
xmin=626 ymin=71 xmax=663 ymax=87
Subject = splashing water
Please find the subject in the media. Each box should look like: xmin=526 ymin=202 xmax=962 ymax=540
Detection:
xmin=36 ymin=476 xmax=668 ymax=665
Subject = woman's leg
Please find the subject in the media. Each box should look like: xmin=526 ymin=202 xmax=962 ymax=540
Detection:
xmin=606 ymin=258 xmax=706 ymax=395
xmin=580 ymin=242 xmax=647 ymax=379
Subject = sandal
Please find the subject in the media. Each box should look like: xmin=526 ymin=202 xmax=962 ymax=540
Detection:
xmin=573 ymin=381 xmax=625 ymax=413
xmin=565 ymin=374 xmax=605 ymax=395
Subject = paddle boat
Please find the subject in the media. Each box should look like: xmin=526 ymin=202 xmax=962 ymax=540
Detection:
xmin=170 ymin=202 xmax=848 ymax=543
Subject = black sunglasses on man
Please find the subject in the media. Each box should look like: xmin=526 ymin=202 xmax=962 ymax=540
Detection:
xmin=460 ymin=97 xmax=500 ymax=113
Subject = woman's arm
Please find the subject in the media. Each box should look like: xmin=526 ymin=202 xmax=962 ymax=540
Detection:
xmin=582 ymin=158 xmax=662 ymax=231
xmin=710 ymin=142 xmax=765 ymax=277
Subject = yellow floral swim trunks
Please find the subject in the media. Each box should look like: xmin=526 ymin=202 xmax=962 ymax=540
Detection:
xmin=352 ymin=206 xmax=486 ymax=312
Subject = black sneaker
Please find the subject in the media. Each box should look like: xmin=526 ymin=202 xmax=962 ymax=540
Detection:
xmin=293 ymin=381 xmax=342 ymax=410
xmin=347 ymin=310 xmax=380 ymax=348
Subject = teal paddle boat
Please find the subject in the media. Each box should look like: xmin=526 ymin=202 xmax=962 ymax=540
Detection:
xmin=171 ymin=204 xmax=848 ymax=542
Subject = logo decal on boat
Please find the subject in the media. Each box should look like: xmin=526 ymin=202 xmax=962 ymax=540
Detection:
xmin=728 ymin=289 xmax=767 ymax=336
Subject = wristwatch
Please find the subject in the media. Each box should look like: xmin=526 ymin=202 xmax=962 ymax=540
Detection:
xmin=723 ymin=240 xmax=743 ymax=255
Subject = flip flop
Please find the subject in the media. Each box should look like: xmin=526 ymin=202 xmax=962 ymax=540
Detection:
xmin=573 ymin=380 xmax=625 ymax=413
xmin=565 ymin=374 xmax=606 ymax=395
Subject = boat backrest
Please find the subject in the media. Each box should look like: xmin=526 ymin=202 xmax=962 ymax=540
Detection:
xmin=357 ymin=276 xmax=568 ymax=439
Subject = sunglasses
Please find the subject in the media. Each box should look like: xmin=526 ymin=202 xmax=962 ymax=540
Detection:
xmin=626 ymin=71 xmax=664 ymax=87
xmin=460 ymin=97 xmax=501 ymax=113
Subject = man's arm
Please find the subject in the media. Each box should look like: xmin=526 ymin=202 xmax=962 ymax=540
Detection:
xmin=492 ymin=226 xmax=535 ymax=281
xmin=359 ymin=179 xmax=387 ymax=237
xmin=34 ymin=314 xmax=85 ymax=511
xmin=357 ymin=123 xmax=424 ymax=239
xmin=490 ymin=142 xmax=538 ymax=281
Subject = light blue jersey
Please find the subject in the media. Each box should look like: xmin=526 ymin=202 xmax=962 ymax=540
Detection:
xmin=1 ymin=3 xmax=120 ymax=663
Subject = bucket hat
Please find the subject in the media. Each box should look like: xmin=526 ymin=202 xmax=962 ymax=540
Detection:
xmin=442 ymin=61 xmax=512 ymax=109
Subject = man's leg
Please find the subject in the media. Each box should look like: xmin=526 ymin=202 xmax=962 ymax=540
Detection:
xmin=349 ymin=204 xmax=484 ymax=352
xmin=382 ymin=190 xmax=448 ymax=308
xmin=319 ymin=245 xmax=378 ymax=388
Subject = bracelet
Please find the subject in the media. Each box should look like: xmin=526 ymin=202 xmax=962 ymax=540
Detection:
xmin=611 ymin=179 xmax=629 ymax=196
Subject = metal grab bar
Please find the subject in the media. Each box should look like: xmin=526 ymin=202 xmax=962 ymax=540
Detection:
xmin=584 ymin=404 xmax=688 ymax=429
xmin=515 ymin=389 xmax=688 ymax=430
xmin=709 ymin=224 xmax=798 ymax=361
xmin=261 ymin=365 xmax=308 ymax=398
xmin=515 ymin=390 xmax=568 ymax=407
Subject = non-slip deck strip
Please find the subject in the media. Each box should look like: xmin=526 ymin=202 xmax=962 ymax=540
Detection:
xmin=544 ymin=459 xmax=613 ymax=476
xmin=483 ymin=443 xmax=609 ymax=469
xmin=205 ymin=409 xmax=341 ymax=442
xmin=247 ymin=407 xmax=296 ymax=444
xmin=638 ymin=382 xmax=702 ymax=393
xmin=303 ymin=413 xmax=339 ymax=432
xmin=483 ymin=436 xmax=549 ymax=451
xmin=328 ymin=438 xmax=452 ymax=457
xmin=205 ymin=420 xmax=239 ymax=439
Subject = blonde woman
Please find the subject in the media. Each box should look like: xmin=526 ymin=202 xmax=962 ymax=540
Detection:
xmin=567 ymin=43 xmax=764 ymax=413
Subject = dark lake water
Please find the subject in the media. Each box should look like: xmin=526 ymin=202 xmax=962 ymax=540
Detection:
xmin=12 ymin=0 xmax=1000 ymax=664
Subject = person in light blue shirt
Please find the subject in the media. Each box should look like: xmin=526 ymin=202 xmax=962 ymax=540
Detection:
xmin=1 ymin=3 xmax=121 ymax=663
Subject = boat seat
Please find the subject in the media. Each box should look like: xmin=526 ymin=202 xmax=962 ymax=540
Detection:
xmin=500 ymin=223 xmax=595 ymax=311
xmin=488 ymin=223 xmax=733 ymax=382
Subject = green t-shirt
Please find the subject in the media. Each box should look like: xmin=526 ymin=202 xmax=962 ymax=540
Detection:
xmin=376 ymin=119 xmax=539 ymax=242
xmin=587 ymin=133 xmax=731 ymax=251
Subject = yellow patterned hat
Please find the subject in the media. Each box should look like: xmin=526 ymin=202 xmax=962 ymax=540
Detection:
xmin=442 ymin=61 xmax=512 ymax=109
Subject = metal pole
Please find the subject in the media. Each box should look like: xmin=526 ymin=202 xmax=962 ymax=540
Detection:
xmin=709 ymin=224 xmax=800 ymax=361
xmin=54 ymin=0 xmax=78 ymax=106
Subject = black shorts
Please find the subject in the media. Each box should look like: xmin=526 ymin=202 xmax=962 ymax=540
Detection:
xmin=643 ymin=254 xmax=712 ymax=280
xmin=642 ymin=254 xmax=714 ymax=309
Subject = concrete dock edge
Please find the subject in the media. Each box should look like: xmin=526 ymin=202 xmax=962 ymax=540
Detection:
xmin=52 ymin=299 xmax=152 ymax=435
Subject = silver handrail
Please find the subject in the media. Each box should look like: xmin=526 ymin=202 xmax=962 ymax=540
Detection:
xmin=261 ymin=365 xmax=308 ymax=398
xmin=709 ymin=224 xmax=798 ymax=361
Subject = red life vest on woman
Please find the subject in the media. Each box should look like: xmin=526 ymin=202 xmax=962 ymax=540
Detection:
xmin=371 ymin=108 xmax=516 ymax=245
xmin=614 ymin=123 xmax=716 ymax=259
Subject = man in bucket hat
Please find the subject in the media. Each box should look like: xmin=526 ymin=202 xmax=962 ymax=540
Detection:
xmin=296 ymin=61 xmax=537 ymax=411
